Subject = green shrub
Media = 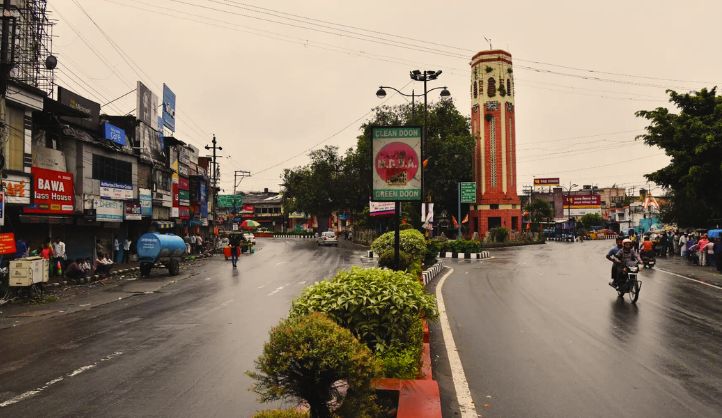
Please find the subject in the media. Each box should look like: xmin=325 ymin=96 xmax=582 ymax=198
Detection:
xmin=442 ymin=239 xmax=483 ymax=254
xmin=249 ymin=313 xmax=380 ymax=418
xmin=488 ymin=227 xmax=509 ymax=243
xmin=371 ymin=229 xmax=426 ymax=262
xmin=377 ymin=318 xmax=423 ymax=379
xmin=253 ymin=410 xmax=309 ymax=418
xmin=290 ymin=267 xmax=438 ymax=352
xmin=399 ymin=223 xmax=415 ymax=230
xmin=378 ymin=249 xmax=412 ymax=272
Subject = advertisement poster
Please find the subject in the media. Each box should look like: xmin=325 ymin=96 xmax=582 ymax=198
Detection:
xmin=0 ymin=192 xmax=4 ymax=226
xmin=563 ymin=194 xmax=602 ymax=217
xmin=24 ymin=167 xmax=75 ymax=215
xmin=199 ymin=182 xmax=208 ymax=218
xmin=162 ymin=83 xmax=176 ymax=131
xmin=371 ymin=126 xmax=422 ymax=201
xmin=124 ymin=200 xmax=142 ymax=221
xmin=103 ymin=122 xmax=127 ymax=147
xmin=100 ymin=181 xmax=133 ymax=200
xmin=369 ymin=201 xmax=396 ymax=216
xmin=534 ymin=177 xmax=560 ymax=187
xmin=94 ymin=198 xmax=124 ymax=222
xmin=139 ymin=188 xmax=152 ymax=217
xmin=137 ymin=81 xmax=164 ymax=162
xmin=1 ymin=173 xmax=31 ymax=204
xmin=0 ymin=232 xmax=15 ymax=255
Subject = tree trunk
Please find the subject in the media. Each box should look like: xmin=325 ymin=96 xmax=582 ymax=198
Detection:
xmin=317 ymin=214 xmax=330 ymax=233
xmin=309 ymin=402 xmax=332 ymax=418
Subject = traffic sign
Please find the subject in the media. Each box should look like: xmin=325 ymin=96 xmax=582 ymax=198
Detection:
xmin=460 ymin=182 xmax=477 ymax=203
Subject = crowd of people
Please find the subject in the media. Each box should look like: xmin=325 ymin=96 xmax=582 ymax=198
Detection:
xmin=627 ymin=230 xmax=721 ymax=272
xmin=183 ymin=234 xmax=207 ymax=255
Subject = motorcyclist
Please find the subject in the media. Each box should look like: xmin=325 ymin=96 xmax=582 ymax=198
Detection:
xmin=606 ymin=236 xmax=624 ymax=287
xmin=611 ymin=239 xmax=643 ymax=288
xmin=640 ymin=236 xmax=655 ymax=260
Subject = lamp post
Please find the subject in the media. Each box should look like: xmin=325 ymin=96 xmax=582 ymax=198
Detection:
xmin=376 ymin=74 xmax=450 ymax=268
xmin=564 ymin=182 xmax=578 ymax=240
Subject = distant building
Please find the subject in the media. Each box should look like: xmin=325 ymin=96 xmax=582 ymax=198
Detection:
xmin=468 ymin=50 xmax=522 ymax=236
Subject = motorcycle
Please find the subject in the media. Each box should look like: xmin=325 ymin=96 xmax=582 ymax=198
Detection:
xmin=641 ymin=251 xmax=656 ymax=269
xmin=615 ymin=265 xmax=642 ymax=303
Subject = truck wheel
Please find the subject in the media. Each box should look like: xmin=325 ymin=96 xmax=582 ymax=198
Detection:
xmin=168 ymin=259 xmax=180 ymax=276
xmin=140 ymin=263 xmax=152 ymax=277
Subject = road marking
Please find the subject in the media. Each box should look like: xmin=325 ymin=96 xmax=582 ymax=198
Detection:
xmin=435 ymin=268 xmax=478 ymax=417
xmin=267 ymin=283 xmax=290 ymax=296
xmin=0 ymin=351 xmax=123 ymax=408
xmin=298 ymin=280 xmax=307 ymax=285
xmin=655 ymin=268 xmax=722 ymax=290
xmin=274 ymin=261 xmax=288 ymax=266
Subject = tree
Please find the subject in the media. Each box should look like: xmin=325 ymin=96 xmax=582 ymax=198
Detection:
xmin=249 ymin=313 xmax=380 ymax=418
xmin=636 ymin=88 xmax=722 ymax=227
xmin=579 ymin=213 xmax=604 ymax=229
xmin=525 ymin=198 xmax=553 ymax=230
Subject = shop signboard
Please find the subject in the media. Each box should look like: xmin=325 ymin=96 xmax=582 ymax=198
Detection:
xmin=58 ymin=86 xmax=100 ymax=130
xmin=534 ymin=177 xmax=560 ymax=187
xmin=564 ymin=194 xmax=602 ymax=208
xmin=24 ymin=167 xmax=75 ymax=215
xmin=288 ymin=211 xmax=306 ymax=219
xmin=372 ymin=126 xmax=422 ymax=201
xmin=103 ymin=122 xmax=126 ymax=147
xmin=179 ymin=190 xmax=190 ymax=207
xmin=162 ymin=84 xmax=176 ymax=131
xmin=240 ymin=204 xmax=254 ymax=219
xmin=0 ymin=192 xmax=4 ymax=226
xmin=178 ymin=164 xmax=190 ymax=177
xmin=100 ymin=181 xmax=133 ymax=200
xmin=94 ymin=198 xmax=124 ymax=222
xmin=139 ymin=188 xmax=152 ymax=217
xmin=0 ymin=232 xmax=15 ymax=255
xmin=189 ymin=176 xmax=200 ymax=203
xmin=369 ymin=201 xmax=396 ymax=216
xmin=124 ymin=200 xmax=142 ymax=221
xmin=179 ymin=206 xmax=190 ymax=220
xmin=199 ymin=182 xmax=208 ymax=218
xmin=1 ymin=173 xmax=31 ymax=204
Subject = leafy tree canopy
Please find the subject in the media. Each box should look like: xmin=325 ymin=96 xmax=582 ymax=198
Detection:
xmin=636 ymin=88 xmax=722 ymax=227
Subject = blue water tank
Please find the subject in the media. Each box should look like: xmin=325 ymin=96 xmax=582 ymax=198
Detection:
xmin=137 ymin=233 xmax=186 ymax=262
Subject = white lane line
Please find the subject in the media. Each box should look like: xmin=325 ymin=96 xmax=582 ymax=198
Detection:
xmin=298 ymin=280 xmax=307 ymax=285
xmin=655 ymin=268 xmax=722 ymax=290
xmin=267 ymin=283 xmax=290 ymax=296
xmin=274 ymin=261 xmax=288 ymax=266
xmin=0 ymin=351 xmax=123 ymax=408
xmin=436 ymin=268 xmax=478 ymax=418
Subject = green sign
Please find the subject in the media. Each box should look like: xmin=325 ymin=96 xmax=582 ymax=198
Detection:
xmin=372 ymin=126 xmax=423 ymax=202
xmin=217 ymin=194 xmax=244 ymax=208
xmin=460 ymin=182 xmax=477 ymax=203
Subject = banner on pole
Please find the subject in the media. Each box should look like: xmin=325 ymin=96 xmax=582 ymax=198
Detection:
xmin=372 ymin=126 xmax=422 ymax=201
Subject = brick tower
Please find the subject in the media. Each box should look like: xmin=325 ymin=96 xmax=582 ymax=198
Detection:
xmin=469 ymin=50 xmax=522 ymax=237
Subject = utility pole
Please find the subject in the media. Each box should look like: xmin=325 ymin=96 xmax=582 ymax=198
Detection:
xmin=205 ymin=135 xmax=222 ymax=241
xmin=233 ymin=170 xmax=251 ymax=195
xmin=0 ymin=0 xmax=15 ymax=229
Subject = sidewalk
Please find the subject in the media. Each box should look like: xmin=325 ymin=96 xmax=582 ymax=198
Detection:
xmin=0 ymin=255 xmax=213 ymax=330
xmin=654 ymin=255 xmax=722 ymax=288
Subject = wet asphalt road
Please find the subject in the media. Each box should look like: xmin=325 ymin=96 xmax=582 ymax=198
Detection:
xmin=0 ymin=239 xmax=368 ymax=417
xmin=432 ymin=240 xmax=722 ymax=418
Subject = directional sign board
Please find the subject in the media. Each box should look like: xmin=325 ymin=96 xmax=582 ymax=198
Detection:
xmin=460 ymin=182 xmax=477 ymax=203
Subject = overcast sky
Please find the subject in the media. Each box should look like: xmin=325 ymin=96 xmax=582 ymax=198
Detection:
xmin=49 ymin=0 xmax=721 ymax=196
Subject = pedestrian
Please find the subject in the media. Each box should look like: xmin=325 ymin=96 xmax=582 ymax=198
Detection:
xmin=705 ymin=238 xmax=716 ymax=268
xmin=95 ymin=239 xmax=105 ymax=260
xmin=123 ymin=237 xmax=132 ymax=264
xmin=229 ymin=234 xmax=241 ymax=268
xmin=658 ymin=233 xmax=668 ymax=258
xmin=697 ymin=234 xmax=710 ymax=266
xmin=51 ymin=237 xmax=66 ymax=276
xmin=15 ymin=239 xmax=28 ymax=259
xmin=196 ymin=234 xmax=203 ymax=254
xmin=189 ymin=233 xmax=197 ymax=252
xmin=113 ymin=236 xmax=122 ymax=264
xmin=714 ymin=238 xmax=722 ymax=272
xmin=679 ymin=233 xmax=688 ymax=257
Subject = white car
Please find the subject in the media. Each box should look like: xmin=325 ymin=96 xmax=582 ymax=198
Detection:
xmin=317 ymin=231 xmax=338 ymax=247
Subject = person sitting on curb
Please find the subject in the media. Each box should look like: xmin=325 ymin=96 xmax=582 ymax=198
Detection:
xmin=95 ymin=253 xmax=114 ymax=277
xmin=65 ymin=259 xmax=86 ymax=280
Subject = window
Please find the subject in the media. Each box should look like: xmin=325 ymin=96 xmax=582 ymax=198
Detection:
xmin=487 ymin=77 xmax=496 ymax=97
xmin=5 ymin=106 xmax=24 ymax=171
xmin=93 ymin=154 xmax=132 ymax=184
xmin=473 ymin=81 xmax=477 ymax=98
xmin=490 ymin=204 xmax=499 ymax=210
xmin=507 ymin=79 xmax=512 ymax=96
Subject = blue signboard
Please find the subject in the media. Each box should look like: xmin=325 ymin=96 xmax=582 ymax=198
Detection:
xmin=139 ymin=188 xmax=153 ymax=217
xmin=200 ymin=182 xmax=208 ymax=218
xmin=103 ymin=122 xmax=126 ymax=146
xmin=162 ymin=84 xmax=176 ymax=131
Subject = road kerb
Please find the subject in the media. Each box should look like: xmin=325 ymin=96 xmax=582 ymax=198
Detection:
xmin=435 ymin=268 xmax=478 ymax=418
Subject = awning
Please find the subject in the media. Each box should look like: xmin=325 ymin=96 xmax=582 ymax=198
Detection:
xmin=19 ymin=214 xmax=74 ymax=224
xmin=153 ymin=221 xmax=175 ymax=229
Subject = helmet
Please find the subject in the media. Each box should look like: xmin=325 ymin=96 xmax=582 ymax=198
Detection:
xmin=622 ymin=239 xmax=632 ymax=245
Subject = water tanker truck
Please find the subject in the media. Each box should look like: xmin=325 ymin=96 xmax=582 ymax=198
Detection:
xmin=136 ymin=233 xmax=186 ymax=277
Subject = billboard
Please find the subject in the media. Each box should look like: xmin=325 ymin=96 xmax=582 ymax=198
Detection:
xmin=94 ymin=198 xmax=124 ymax=222
xmin=372 ymin=126 xmax=422 ymax=201
xmin=139 ymin=188 xmax=152 ymax=217
xmin=217 ymin=194 xmax=244 ymax=209
xmin=24 ymin=168 xmax=75 ymax=215
xmin=137 ymin=81 xmax=165 ymax=162
xmin=162 ymin=84 xmax=176 ymax=131
xmin=534 ymin=178 xmax=560 ymax=187
xmin=125 ymin=200 xmax=142 ymax=221
xmin=1 ymin=173 xmax=31 ymax=204
xmin=100 ymin=181 xmax=133 ymax=200
xmin=58 ymin=86 xmax=100 ymax=130
xmin=103 ymin=122 xmax=126 ymax=147
xmin=564 ymin=194 xmax=602 ymax=208
xmin=137 ymin=81 xmax=158 ymax=126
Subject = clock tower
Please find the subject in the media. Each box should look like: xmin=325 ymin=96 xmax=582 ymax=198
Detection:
xmin=469 ymin=50 xmax=522 ymax=237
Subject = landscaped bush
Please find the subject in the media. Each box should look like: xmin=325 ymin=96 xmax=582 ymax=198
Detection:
xmin=371 ymin=229 xmax=427 ymax=262
xmin=376 ymin=318 xmax=423 ymax=379
xmin=290 ymin=267 xmax=438 ymax=354
xmin=488 ymin=227 xmax=509 ymax=243
xmin=249 ymin=312 xmax=379 ymax=418
xmin=253 ymin=410 xmax=309 ymax=418
xmin=398 ymin=223 xmax=415 ymax=230
xmin=440 ymin=239 xmax=483 ymax=254
xmin=377 ymin=249 xmax=412 ymax=271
